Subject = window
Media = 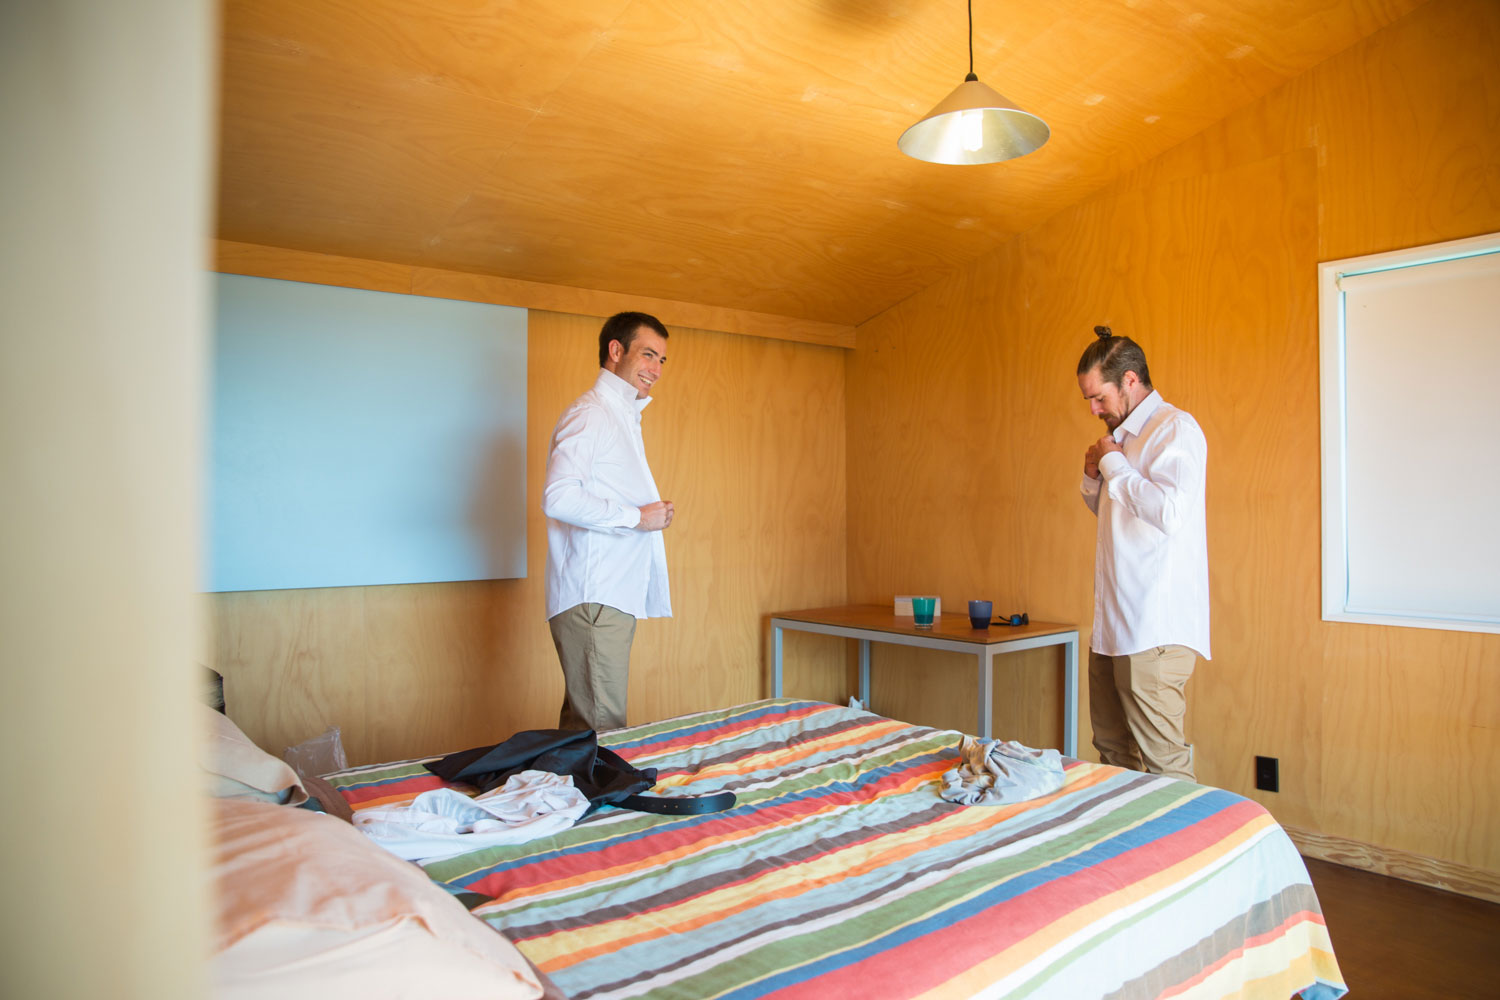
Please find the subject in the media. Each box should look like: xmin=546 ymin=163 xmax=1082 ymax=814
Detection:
xmin=1318 ymin=231 xmax=1500 ymax=634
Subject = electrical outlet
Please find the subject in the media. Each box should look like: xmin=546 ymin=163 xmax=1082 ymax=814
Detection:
xmin=1254 ymin=755 xmax=1279 ymax=793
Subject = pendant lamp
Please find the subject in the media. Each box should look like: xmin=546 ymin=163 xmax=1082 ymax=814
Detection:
xmin=898 ymin=0 xmax=1049 ymax=165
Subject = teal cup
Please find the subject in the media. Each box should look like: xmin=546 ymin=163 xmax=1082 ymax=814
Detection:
xmin=912 ymin=596 xmax=936 ymax=628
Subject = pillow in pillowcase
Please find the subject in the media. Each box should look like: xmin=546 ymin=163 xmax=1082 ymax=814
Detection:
xmin=199 ymin=704 xmax=307 ymax=806
xmin=210 ymin=797 xmax=543 ymax=999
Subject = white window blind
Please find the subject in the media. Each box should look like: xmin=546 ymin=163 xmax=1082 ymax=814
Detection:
xmin=1319 ymin=233 xmax=1500 ymax=633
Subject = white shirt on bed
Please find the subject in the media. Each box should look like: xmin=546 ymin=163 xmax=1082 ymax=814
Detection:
xmin=542 ymin=368 xmax=671 ymax=621
xmin=353 ymin=770 xmax=589 ymax=862
xmin=1081 ymin=389 xmax=1210 ymax=659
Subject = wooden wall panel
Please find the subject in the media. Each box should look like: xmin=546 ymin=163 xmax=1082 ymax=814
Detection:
xmin=1320 ymin=626 xmax=1500 ymax=873
xmin=1296 ymin=0 xmax=1500 ymax=876
xmin=847 ymin=239 xmax=1070 ymax=746
xmin=215 ymin=241 xmax=856 ymax=348
xmin=1314 ymin=0 xmax=1500 ymax=261
xmin=212 ymin=249 xmax=847 ymax=764
xmin=847 ymin=242 xmax=1030 ymax=612
xmin=848 ymin=0 xmax=1500 ymax=875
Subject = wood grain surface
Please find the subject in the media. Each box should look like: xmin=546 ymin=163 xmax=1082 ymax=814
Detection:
xmin=847 ymin=0 xmax=1500 ymax=875
xmin=1289 ymin=825 xmax=1500 ymax=905
xmin=212 ymin=251 xmax=848 ymax=764
xmin=1302 ymin=856 xmax=1500 ymax=999
xmin=215 ymin=0 xmax=1427 ymax=325
xmin=215 ymin=241 xmax=855 ymax=348
xmin=210 ymin=0 xmax=1500 ymax=880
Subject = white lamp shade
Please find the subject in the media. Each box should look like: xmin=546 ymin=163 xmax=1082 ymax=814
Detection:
xmin=898 ymin=77 xmax=1050 ymax=165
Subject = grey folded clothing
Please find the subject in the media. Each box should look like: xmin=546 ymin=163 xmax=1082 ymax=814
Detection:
xmin=940 ymin=735 xmax=1064 ymax=806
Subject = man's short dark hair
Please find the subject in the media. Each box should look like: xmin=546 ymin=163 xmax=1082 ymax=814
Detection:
xmin=599 ymin=312 xmax=669 ymax=368
xmin=1077 ymin=325 xmax=1152 ymax=389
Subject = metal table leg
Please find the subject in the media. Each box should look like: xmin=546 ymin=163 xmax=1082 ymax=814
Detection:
xmin=773 ymin=623 xmax=783 ymax=698
xmin=1063 ymin=634 xmax=1078 ymax=757
xmin=858 ymin=639 xmax=871 ymax=708
xmin=978 ymin=647 xmax=995 ymax=739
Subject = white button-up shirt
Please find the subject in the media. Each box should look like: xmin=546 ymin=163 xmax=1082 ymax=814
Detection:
xmin=542 ymin=369 xmax=672 ymax=621
xmin=1081 ymin=390 xmax=1210 ymax=659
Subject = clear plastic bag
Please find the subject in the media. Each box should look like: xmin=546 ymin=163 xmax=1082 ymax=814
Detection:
xmin=282 ymin=726 xmax=349 ymax=782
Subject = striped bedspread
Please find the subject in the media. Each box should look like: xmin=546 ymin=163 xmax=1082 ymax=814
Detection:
xmin=322 ymin=699 xmax=1345 ymax=1000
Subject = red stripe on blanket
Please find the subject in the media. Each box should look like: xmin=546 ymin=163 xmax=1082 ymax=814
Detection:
xmin=467 ymin=759 xmax=953 ymax=901
xmin=1157 ymin=909 xmax=1329 ymax=998
xmin=338 ymin=773 xmax=449 ymax=809
xmin=615 ymin=702 xmax=836 ymax=761
xmin=766 ymin=798 xmax=1270 ymax=999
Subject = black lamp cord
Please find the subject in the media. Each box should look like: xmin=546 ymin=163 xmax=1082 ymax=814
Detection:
xmin=966 ymin=0 xmax=978 ymax=77
xmin=965 ymin=0 xmax=978 ymax=83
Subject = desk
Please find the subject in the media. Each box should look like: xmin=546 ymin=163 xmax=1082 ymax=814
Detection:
xmin=770 ymin=604 xmax=1079 ymax=756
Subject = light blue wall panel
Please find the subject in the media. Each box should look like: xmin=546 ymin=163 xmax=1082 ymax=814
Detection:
xmin=209 ymin=273 xmax=527 ymax=592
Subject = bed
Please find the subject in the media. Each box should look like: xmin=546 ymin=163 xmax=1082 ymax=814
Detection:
xmin=317 ymin=698 xmax=1346 ymax=1000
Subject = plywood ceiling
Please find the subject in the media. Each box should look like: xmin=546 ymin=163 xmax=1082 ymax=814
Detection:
xmin=217 ymin=0 xmax=1424 ymax=326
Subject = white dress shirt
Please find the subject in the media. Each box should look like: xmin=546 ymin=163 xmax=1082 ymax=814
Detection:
xmin=543 ymin=369 xmax=672 ymax=621
xmin=1081 ymin=390 xmax=1210 ymax=659
xmin=353 ymin=771 xmax=589 ymax=861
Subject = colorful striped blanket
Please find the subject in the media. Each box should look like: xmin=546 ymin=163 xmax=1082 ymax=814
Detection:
xmin=322 ymin=699 xmax=1345 ymax=1000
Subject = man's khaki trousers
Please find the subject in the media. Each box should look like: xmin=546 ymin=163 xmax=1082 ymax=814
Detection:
xmin=549 ymin=603 xmax=636 ymax=732
xmin=1088 ymin=645 xmax=1197 ymax=781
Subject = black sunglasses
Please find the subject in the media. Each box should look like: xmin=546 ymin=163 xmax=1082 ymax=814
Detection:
xmin=992 ymin=612 xmax=1029 ymax=627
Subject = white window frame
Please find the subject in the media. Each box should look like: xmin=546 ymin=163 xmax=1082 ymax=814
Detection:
xmin=1318 ymin=231 xmax=1500 ymax=635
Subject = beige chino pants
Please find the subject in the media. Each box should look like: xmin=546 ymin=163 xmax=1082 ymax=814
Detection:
xmin=1088 ymin=644 xmax=1197 ymax=782
xmin=549 ymin=602 xmax=636 ymax=732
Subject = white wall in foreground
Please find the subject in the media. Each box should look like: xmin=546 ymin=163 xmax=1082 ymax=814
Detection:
xmin=0 ymin=1 xmax=214 ymax=995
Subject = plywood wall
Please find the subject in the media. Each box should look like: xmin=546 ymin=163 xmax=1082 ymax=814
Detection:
xmin=212 ymin=251 xmax=849 ymax=764
xmin=848 ymin=0 xmax=1500 ymax=876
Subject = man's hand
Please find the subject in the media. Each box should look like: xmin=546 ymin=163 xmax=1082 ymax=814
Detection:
xmin=1084 ymin=435 xmax=1122 ymax=479
xmin=636 ymin=500 xmax=675 ymax=531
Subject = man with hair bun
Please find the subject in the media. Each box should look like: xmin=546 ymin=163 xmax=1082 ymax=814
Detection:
xmin=1076 ymin=327 xmax=1210 ymax=782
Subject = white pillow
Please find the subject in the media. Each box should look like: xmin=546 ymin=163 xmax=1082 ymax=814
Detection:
xmin=210 ymin=797 xmax=543 ymax=1000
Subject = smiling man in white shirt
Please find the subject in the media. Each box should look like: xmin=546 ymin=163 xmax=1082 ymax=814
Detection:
xmin=542 ymin=312 xmax=675 ymax=732
xmin=1077 ymin=327 xmax=1210 ymax=782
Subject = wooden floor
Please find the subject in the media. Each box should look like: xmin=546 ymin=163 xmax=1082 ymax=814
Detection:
xmin=1303 ymin=857 xmax=1500 ymax=999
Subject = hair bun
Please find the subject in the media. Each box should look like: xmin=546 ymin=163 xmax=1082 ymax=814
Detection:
xmin=1093 ymin=325 xmax=1113 ymax=339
